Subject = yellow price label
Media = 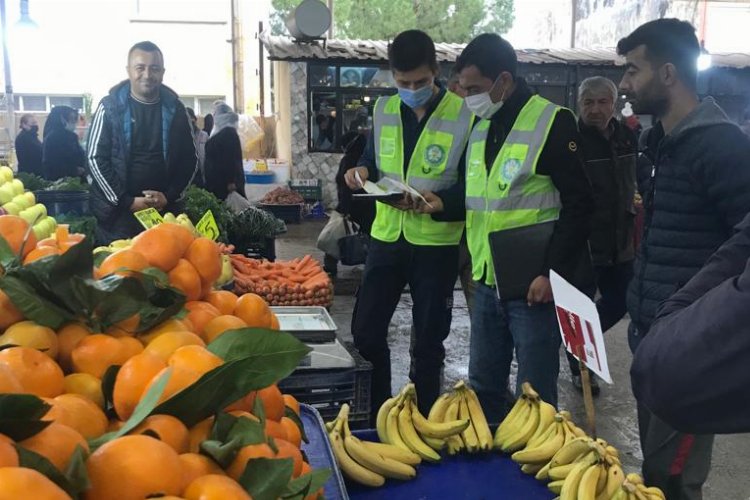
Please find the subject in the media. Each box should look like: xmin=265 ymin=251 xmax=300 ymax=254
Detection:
xmin=196 ymin=210 xmax=220 ymax=241
xmin=133 ymin=208 xmax=164 ymax=230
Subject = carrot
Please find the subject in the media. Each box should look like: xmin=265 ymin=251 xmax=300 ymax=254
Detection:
xmin=295 ymin=255 xmax=312 ymax=272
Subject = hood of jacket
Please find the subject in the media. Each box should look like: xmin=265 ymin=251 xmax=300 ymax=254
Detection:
xmin=664 ymin=97 xmax=734 ymax=145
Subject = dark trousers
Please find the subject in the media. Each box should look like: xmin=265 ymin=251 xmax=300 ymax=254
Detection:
xmin=629 ymin=322 xmax=714 ymax=500
xmin=568 ymin=261 xmax=633 ymax=376
xmin=352 ymin=237 xmax=458 ymax=421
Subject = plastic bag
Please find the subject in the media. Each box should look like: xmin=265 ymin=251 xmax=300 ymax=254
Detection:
xmin=224 ymin=190 xmax=254 ymax=214
xmin=338 ymin=217 xmax=368 ymax=265
xmin=237 ymin=115 xmax=265 ymax=158
xmin=316 ymin=211 xmax=347 ymax=259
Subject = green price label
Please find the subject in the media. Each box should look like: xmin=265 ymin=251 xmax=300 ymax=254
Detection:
xmin=134 ymin=208 xmax=164 ymax=230
xmin=196 ymin=210 xmax=220 ymax=241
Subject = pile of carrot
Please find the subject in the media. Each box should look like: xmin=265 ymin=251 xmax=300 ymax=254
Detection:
xmin=230 ymin=254 xmax=333 ymax=307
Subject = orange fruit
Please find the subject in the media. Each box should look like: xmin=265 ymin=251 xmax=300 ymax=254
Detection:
xmin=184 ymin=474 xmax=250 ymax=500
xmin=63 ymin=373 xmax=104 ymax=408
xmin=203 ymin=315 xmax=248 ymax=344
xmin=43 ymin=393 xmax=108 ymax=439
xmin=0 ymin=433 xmax=19 ymax=467
xmin=228 ymin=410 xmax=259 ymax=422
xmin=19 ymin=421 xmax=89 ymax=471
xmin=205 ymin=290 xmax=238 ymax=315
xmin=56 ymin=322 xmax=91 ymax=372
xmin=264 ymin=419 xmax=288 ymax=441
xmin=179 ymin=453 xmax=225 ymax=490
xmin=0 ymin=320 xmax=58 ymax=358
xmin=280 ymin=416 xmax=302 ymax=448
xmin=85 ymin=435 xmax=183 ymax=500
xmin=282 ymin=394 xmax=300 ymax=417
xmin=224 ymin=390 xmax=257 ymax=413
xmin=234 ymin=293 xmax=272 ymax=328
xmin=185 ymin=238 xmax=222 ymax=284
xmin=160 ymin=223 xmax=196 ymax=255
xmin=131 ymin=414 xmax=190 ymax=454
xmin=118 ymin=336 xmax=145 ymax=360
xmin=22 ymin=245 xmax=60 ymax=264
xmin=257 ymin=384 xmax=285 ymax=422
xmin=131 ymin=226 xmax=183 ymax=272
xmin=145 ymin=330 xmax=205 ymax=362
xmin=274 ymin=438 xmax=304 ymax=478
xmin=0 ymin=215 xmax=37 ymax=258
xmin=169 ymin=259 xmax=203 ymax=301
xmin=139 ymin=318 xmax=194 ymax=343
xmin=96 ymin=248 xmax=149 ymax=278
xmin=0 ymin=467 xmax=70 ymax=500
xmin=227 ymin=442 xmax=275 ymax=480
xmin=71 ymin=334 xmax=130 ymax=378
xmin=185 ymin=302 xmax=221 ymax=338
xmin=270 ymin=313 xmax=280 ymax=331
xmin=168 ymin=345 xmax=222 ymax=375
xmin=188 ymin=417 xmax=214 ymax=454
xmin=142 ymin=365 xmax=203 ymax=406
xmin=0 ymin=289 xmax=24 ymax=331
xmin=0 ymin=364 xmax=23 ymax=393
xmin=0 ymin=346 xmax=64 ymax=397
xmin=113 ymin=352 xmax=167 ymax=421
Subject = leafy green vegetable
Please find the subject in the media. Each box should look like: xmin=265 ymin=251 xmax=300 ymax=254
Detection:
xmin=45 ymin=176 xmax=90 ymax=192
xmin=55 ymin=214 xmax=97 ymax=242
xmin=16 ymin=172 xmax=51 ymax=192
xmin=227 ymin=207 xmax=284 ymax=248
xmin=182 ymin=186 xmax=231 ymax=242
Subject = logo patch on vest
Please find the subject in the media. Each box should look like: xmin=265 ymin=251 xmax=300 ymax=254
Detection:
xmin=500 ymin=158 xmax=522 ymax=183
xmin=424 ymin=144 xmax=446 ymax=169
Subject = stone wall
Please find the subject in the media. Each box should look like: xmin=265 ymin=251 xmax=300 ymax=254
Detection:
xmin=289 ymin=62 xmax=342 ymax=209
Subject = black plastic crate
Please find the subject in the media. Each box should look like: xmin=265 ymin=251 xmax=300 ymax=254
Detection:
xmin=289 ymin=179 xmax=323 ymax=202
xmin=278 ymin=341 xmax=372 ymax=430
xmin=257 ymin=203 xmax=302 ymax=224
xmin=238 ymin=237 xmax=276 ymax=262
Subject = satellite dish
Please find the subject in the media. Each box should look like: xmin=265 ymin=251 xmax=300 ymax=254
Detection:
xmin=286 ymin=0 xmax=332 ymax=40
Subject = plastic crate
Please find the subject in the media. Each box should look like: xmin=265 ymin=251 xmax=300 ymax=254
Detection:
xmin=289 ymin=179 xmax=323 ymax=202
xmin=257 ymin=203 xmax=303 ymax=224
xmin=299 ymin=404 xmax=348 ymax=500
xmin=238 ymin=237 xmax=276 ymax=262
xmin=279 ymin=341 xmax=372 ymax=430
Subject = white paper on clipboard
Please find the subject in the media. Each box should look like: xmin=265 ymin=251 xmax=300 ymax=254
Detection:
xmin=550 ymin=270 xmax=612 ymax=383
xmin=374 ymin=178 xmax=433 ymax=208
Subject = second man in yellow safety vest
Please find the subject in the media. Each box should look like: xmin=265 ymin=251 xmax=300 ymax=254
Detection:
xmin=344 ymin=30 xmax=473 ymax=420
xmin=454 ymin=34 xmax=595 ymax=422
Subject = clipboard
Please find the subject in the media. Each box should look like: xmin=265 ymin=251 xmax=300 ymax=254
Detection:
xmin=488 ymin=221 xmax=555 ymax=301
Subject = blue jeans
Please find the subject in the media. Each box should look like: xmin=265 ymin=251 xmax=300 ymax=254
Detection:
xmin=468 ymin=282 xmax=562 ymax=423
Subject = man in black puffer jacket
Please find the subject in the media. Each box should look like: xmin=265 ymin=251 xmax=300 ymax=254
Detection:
xmin=86 ymin=41 xmax=196 ymax=244
xmin=619 ymin=20 xmax=750 ymax=500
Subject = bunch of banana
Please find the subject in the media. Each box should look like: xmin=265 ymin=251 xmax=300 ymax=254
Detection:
xmin=327 ymin=403 xmax=420 ymax=488
xmin=494 ymin=382 xmax=549 ymax=452
xmin=510 ymin=410 xmax=577 ymax=472
xmin=610 ymin=473 xmax=666 ymax=500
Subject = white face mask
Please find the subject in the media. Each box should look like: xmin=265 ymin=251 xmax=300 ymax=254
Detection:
xmin=465 ymin=76 xmax=506 ymax=119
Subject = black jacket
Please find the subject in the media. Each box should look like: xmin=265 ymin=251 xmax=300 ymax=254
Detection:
xmin=204 ymin=127 xmax=246 ymax=201
xmin=86 ymin=81 xmax=197 ymax=242
xmin=632 ymin=212 xmax=750 ymax=434
xmin=15 ymin=128 xmax=43 ymax=176
xmin=483 ymin=79 xmax=594 ymax=289
xmin=43 ymin=129 xmax=86 ymax=181
xmin=627 ymin=97 xmax=750 ymax=330
xmin=336 ymin=133 xmax=375 ymax=234
xmin=578 ymin=119 xmax=638 ymax=266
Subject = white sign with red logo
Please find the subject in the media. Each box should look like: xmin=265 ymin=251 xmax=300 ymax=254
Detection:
xmin=550 ymin=270 xmax=612 ymax=384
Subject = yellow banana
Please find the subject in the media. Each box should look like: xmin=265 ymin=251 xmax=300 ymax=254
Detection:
xmin=548 ymin=479 xmax=565 ymax=495
xmin=427 ymin=393 xmax=453 ymax=422
xmin=458 ymin=394 xmax=480 ymax=452
xmin=521 ymin=462 xmax=545 ymax=475
xmin=549 ymin=462 xmax=577 ymax=481
xmin=464 ymin=387 xmax=493 ymax=451
xmin=512 ymin=421 xmax=565 ymax=464
xmin=501 ymin=399 xmax=540 ymax=452
xmin=528 ymin=400 xmax=556 ymax=444
xmin=444 ymin=396 xmax=464 ymax=455
xmin=565 ymin=420 xmax=588 ymax=438
xmin=329 ymin=430 xmax=385 ymax=487
xmin=422 ymin=435 xmax=445 ymax=450
xmin=386 ymin=402 xmax=409 ymax=451
xmin=626 ymin=473 xmax=644 ymax=485
xmin=360 ymin=440 xmax=421 ymax=466
xmin=376 ymin=396 xmax=400 ymax=444
xmin=398 ymin=404 xmax=441 ymax=462
xmin=604 ymin=463 xmax=625 ymax=499
xmin=559 ymin=453 xmax=598 ymax=500
xmin=609 ymin=487 xmax=629 ymax=500
xmin=535 ymin=460 xmax=552 ymax=481
xmin=577 ymin=463 xmax=603 ymax=500
xmin=525 ymin=419 xmax=556 ymax=450
xmin=344 ymin=434 xmax=417 ymax=481
xmin=445 ymin=434 xmax=464 ymax=455
xmin=550 ymin=437 xmax=593 ymax=468
xmin=494 ymin=395 xmax=528 ymax=446
xmin=639 ymin=485 xmax=666 ymax=500
xmin=596 ymin=461 xmax=608 ymax=496
xmin=410 ymin=399 xmax=470 ymax=439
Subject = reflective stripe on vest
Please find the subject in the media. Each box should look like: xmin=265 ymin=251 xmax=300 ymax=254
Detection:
xmin=370 ymin=91 xmax=473 ymax=246
xmin=465 ymin=95 xmax=564 ymax=286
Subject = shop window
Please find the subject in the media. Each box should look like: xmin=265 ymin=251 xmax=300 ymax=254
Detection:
xmin=310 ymin=92 xmax=337 ymax=152
xmin=50 ymin=96 xmax=84 ymax=111
xmin=309 ymin=65 xmax=336 ymax=87
xmin=340 ymin=66 xmax=393 ymax=88
xmin=20 ymin=95 xmax=46 ymax=112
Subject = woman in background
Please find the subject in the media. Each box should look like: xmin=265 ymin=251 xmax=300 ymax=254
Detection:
xmin=42 ymin=105 xmax=86 ymax=181
xmin=204 ymin=104 xmax=246 ymax=201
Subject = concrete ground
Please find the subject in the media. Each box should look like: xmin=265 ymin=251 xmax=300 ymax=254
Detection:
xmin=276 ymin=219 xmax=750 ymax=500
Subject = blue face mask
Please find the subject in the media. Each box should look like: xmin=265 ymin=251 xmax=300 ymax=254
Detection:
xmin=398 ymin=84 xmax=434 ymax=109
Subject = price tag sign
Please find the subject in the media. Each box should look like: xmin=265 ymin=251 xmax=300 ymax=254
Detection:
xmin=196 ymin=210 xmax=220 ymax=241
xmin=133 ymin=208 xmax=164 ymax=230
xmin=550 ymin=270 xmax=612 ymax=383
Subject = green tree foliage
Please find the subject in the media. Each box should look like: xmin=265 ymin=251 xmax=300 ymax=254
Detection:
xmin=270 ymin=0 xmax=514 ymax=43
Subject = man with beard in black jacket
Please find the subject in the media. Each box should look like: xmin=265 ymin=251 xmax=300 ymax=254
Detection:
xmin=86 ymin=41 xmax=196 ymax=244
xmin=618 ymin=19 xmax=750 ymax=499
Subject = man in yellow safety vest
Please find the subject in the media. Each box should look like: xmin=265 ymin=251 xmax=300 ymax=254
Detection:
xmin=454 ymin=34 xmax=594 ymax=422
xmin=344 ymin=30 xmax=473 ymax=420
